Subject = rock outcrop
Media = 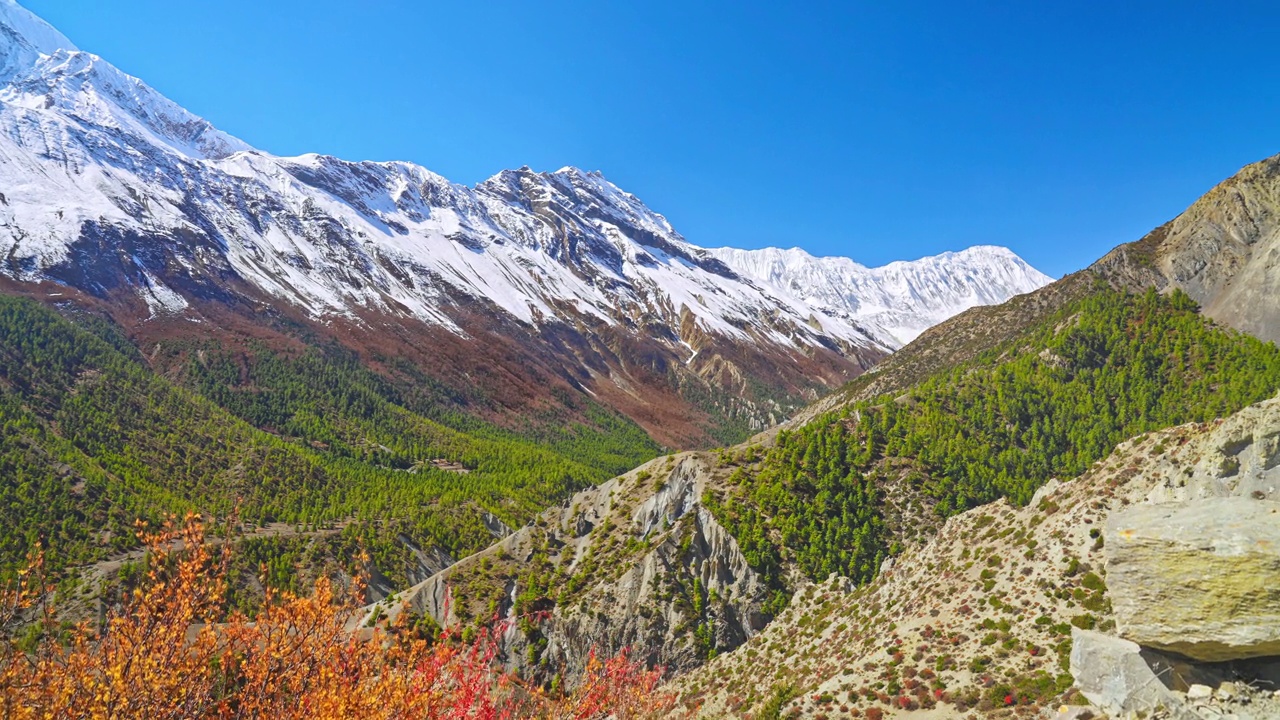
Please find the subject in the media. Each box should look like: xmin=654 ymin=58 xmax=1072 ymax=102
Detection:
xmin=367 ymin=453 xmax=775 ymax=680
xmin=1105 ymin=497 xmax=1280 ymax=661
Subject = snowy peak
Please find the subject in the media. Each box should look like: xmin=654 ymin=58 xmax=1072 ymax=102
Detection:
xmin=477 ymin=165 xmax=740 ymax=283
xmin=0 ymin=0 xmax=76 ymax=80
xmin=3 ymin=49 xmax=253 ymax=160
xmin=0 ymin=1 xmax=249 ymax=160
xmin=710 ymin=244 xmax=1054 ymax=348
xmin=477 ymin=165 xmax=681 ymax=248
xmin=0 ymin=0 xmax=1062 ymax=444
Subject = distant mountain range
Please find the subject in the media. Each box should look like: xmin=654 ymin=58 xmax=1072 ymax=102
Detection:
xmin=0 ymin=0 xmax=1049 ymax=446
xmin=710 ymin=244 xmax=1051 ymax=347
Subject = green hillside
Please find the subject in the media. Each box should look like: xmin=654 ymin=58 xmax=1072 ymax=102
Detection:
xmin=0 ymin=295 xmax=659 ymax=578
xmin=706 ymin=286 xmax=1280 ymax=614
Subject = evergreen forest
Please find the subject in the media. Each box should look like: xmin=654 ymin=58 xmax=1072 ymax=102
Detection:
xmin=0 ymin=295 xmax=660 ymax=581
xmin=706 ymin=287 xmax=1280 ymax=614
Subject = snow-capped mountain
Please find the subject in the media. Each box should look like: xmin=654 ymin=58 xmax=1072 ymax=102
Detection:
xmin=0 ymin=0 xmax=1052 ymax=446
xmin=0 ymin=0 xmax=864 ymax=353
xmin=709 ymin=246 xmax=1054 ymax=348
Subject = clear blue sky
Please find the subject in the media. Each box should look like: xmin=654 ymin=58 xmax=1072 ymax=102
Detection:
xmin=22 ymin=1 xmax=1280 ymax=277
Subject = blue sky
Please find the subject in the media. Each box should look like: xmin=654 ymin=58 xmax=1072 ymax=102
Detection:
xmin=22 ymin=1 xmax=1280 ymax=277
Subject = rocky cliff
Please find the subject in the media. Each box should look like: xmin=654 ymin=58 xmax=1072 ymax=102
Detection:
xmin=369 ymin=453 xmax=781 ymax=679
xmin=1092 ymin=154 xmax=1280 ymax=344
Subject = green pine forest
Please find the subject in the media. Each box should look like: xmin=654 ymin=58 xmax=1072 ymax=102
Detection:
xmin=705 ymin=286 xmax=1280 ymax=616
xmin=0 ymin=294 xmax=660 ymax=581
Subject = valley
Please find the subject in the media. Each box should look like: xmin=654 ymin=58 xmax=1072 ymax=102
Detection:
xmin=382 ymin=280 xmax=1280 ymax=694
xmin=0 ymin=0 xmax=1046 ymax=607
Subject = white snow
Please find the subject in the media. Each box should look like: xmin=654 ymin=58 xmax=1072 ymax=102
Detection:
xmin=138 ymin=270 xmax=189 ymax=316
xmin=709 ymin=245 xmax=1054 ymax=348
xmin=0 ymin=0 xmax=75 ymax=81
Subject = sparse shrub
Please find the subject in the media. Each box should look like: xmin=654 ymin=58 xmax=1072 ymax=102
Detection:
xmin=1071 ymin=613 xmax=1097 ymax=630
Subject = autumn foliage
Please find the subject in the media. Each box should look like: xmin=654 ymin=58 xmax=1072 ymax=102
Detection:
xmin=0 ymin=516 xmax=684 ymax=719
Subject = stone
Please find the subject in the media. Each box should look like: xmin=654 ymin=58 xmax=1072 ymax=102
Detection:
xmin=1069 ymin=629 xmax=1196 ymax=719
xmin=1050 ymin=707 xmax=1098 ymax=720
xmin=1186 ymin=684 xmax=1214 ymax=700
xmin=1218 ymin=681 xmax=1239 ymax=701
xmin=1031 ymin=478 xmax=1063 ymax=508
xmin=1105 ymin=498 xmax=1280 ymax=661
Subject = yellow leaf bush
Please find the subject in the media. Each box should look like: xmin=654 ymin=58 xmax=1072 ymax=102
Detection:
xmin=1 ymin=515 xmax=686 ymax=719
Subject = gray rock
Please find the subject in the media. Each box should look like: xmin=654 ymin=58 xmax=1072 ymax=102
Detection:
xmin=1187 ymin=684 xmax=1214 ymax=700
xmin=376 ymin=454 xmax=776 ymax=681
xmin=1070 ymin=629 xmax=1197 ymax=718
xmin=1105 ymin=498 xmax=1280 ymax=661
xmin=1217 ymin=682 xmax=1239 ymax=701
xmin=1047 ymin=707 xmax=1097 ymax=720
xmin=1031 ymin=478 xmax=1063 ymax=508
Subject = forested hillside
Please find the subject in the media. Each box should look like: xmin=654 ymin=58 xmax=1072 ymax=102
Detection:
xmin=0 ymin=295 xmax=659 ymax=579
xmin=180 ymin=345 xmax=655 ymax=480
xmin=705 ymin=286 xmax=1280 ymax=614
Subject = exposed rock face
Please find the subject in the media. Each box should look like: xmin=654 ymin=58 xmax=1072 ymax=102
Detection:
xmin=1105 ymin=498 xmax=1280 ymax=661
xmin=538 ymin=502 xmax=770 ymax=674
xmin=1155 ymin=157 xmax=1280 ymax=344
xmin=372 ymin=453 xmax=774 ymax=680
xmin=1092 ymin=154 xmax=1280 ymax=344
xmin=1144 ymin=405 xmax=1280 ymax=505
xmin=1069 ymin=629 xmax=1195 ymax=719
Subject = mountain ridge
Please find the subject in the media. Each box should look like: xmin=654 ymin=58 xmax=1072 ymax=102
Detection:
xmin=4 ymin=3 xmax=1280 ymax=718
xmin=1089 ymin=153 xmax=1280 ymax=344
xmin=382 ymin=280 xmax=1280 ymax=686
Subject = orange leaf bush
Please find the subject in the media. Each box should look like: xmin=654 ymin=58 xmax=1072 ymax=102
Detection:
xmin=0 ymin=515 xmax=686 ymax=719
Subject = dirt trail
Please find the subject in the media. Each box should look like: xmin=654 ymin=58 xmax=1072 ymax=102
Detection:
xmin=76 ymin=519 xmax=356 ymax=586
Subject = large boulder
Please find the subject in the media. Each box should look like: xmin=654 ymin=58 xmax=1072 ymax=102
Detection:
xmin=1069 ymin=629 xmax=1196 ymax=718
xmin=1105 ymin=498 xmax=1280 ymax=661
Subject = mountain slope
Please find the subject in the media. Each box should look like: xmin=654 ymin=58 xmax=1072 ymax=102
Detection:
xmin=1091 ymin=153 xmax=1280 ymax=343
xmin=380 ymin=151 xmax=1280 ymax=691
xmin=383 ymin=284 xmax=1280 ymax=685
xmin=4 ymin=1 xmax=1280 ymax=714
xmin=0 ymin=0 xmax=1048 ymax=448
xmin=0 ymin=293 xmax=660 ymax=579
xmin=677 ymin=394 xmax=1280 ymax=717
